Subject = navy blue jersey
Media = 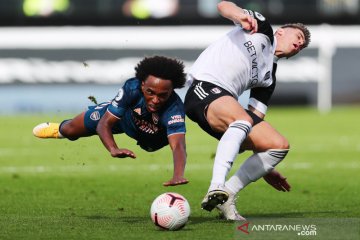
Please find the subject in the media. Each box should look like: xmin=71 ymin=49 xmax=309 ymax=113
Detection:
xmin=84 ymin=78 xmax=186 ymax=151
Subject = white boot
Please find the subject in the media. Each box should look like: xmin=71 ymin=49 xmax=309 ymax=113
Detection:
xmin=201 ymin=187 xmax=229 ymax=212
xmin=216 ymin=191 xmax=246 ymax=221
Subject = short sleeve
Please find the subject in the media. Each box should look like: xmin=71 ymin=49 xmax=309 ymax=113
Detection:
xmin=162 ymin=96 xmax=186 ymax=136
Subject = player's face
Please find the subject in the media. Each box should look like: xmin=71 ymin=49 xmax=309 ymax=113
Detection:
xmin=141 ymin=75 xmax=173 ymax=112
xmin=277 ymin=28 xmax=305 ymax=58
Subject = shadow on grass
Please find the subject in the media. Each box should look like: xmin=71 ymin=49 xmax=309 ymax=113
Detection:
xmin=245 ymin=210 xmax=347 ymax=218
xmin=189 ymin=216 xmax=233 ymax=225
xmin=83 ymin=214 xmax=226 ymax=226
xmin=85 ymin=215 xmax=112 ymax=220
xmin=84 ymin=215 xmax=149 ymax=224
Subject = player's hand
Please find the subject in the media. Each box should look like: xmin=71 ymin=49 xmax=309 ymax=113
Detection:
xmin=263 ymin=170 xmax=291 ymax=192
xmin=110 ymin=148 xmax=136 ymax=159
xmin=240 ymin=13 xmax=258 ymax=34
xmin=163 ymin=177 xmax=189 ymax=187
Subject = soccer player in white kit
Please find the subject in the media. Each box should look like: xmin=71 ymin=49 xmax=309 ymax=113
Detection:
xmin=184 ymin=1 xmax=311 ymax=220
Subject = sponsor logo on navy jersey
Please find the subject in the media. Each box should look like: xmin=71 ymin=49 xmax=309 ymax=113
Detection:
xmin=168 ymin=115 xmax=184 ymax=125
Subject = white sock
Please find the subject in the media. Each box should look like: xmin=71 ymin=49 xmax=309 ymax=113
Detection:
xmin=225 ymin=149 xmax=289 ymax=194
xmin=209 ymin=120 xmax=252 ymax=191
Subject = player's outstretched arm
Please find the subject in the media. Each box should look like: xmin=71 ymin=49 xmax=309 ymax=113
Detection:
xmin=97 ymin=111 xmax=136 ymax=159
xmin=217 ymin=0 xmax=258 ymax=34
xmin=163 ymin=133 xmax=189 ymax=186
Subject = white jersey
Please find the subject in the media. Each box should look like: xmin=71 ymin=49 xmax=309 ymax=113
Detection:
xmin=188 ymin=10 xmax=276 ymax=100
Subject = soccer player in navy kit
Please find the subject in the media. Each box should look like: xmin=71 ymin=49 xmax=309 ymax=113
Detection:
xmin=184 ymin=1 xmax=311 ymax=219
xmin=33 ymin=56 xmax=188 ymax=187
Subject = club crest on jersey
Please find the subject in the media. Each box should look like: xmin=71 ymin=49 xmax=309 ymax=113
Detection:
xmin=90 ymin=111 xmax=101 ymax=121
xmin=210 ymin=87 xmax=222 ymax=94
xmin=152 ymin=113 xmax=159 ymax=124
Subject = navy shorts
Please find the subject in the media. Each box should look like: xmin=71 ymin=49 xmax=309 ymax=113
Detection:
xmin=83 ymin=102 xmax=123 ymax=134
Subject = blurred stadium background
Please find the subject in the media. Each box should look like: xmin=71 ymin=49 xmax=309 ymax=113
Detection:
xmin=1 ymin=2 xmax=360 ymax=239
xmin=0 ymin=0 xmax=360 ymax=115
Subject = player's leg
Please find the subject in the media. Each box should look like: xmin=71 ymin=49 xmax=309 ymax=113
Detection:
xmin=33 ymin=102 xmax=112 ymax=140
xmin=241 ymin=121 xmax=289 ymax=152
xmin=218 ymin=121 xmax=289 ymax=220
xmin=201 ymin=96 xmax=253 ymax=211
xmin=228 ymin=121 xmax=289 ymax=193
xmin=227 ymin=121 xmax=289 ymax=192
xmin=185 ymin=81 xmax=254 ymax=211
xmin=59 ymin=112 xmax=95 ymax=140
xmin=32 ymin=112 xmax=93 ymax=140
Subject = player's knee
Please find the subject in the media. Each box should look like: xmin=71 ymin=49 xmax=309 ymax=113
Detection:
xmin=272 ymin=136 xmax=290 ymax=150
xmin=208 ymin=106 xmax=253 ymax=131
xmin=230 ymin=113 xmax=254 ymax=126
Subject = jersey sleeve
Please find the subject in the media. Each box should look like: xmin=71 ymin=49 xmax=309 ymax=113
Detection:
xmin=243 ymin=9 xmax=274 ymax=45
xmin=162 ymin=97 xmax=186 ymax=136
xmin=249 ymin=63 xmax=277 ymax=114
xmin=107 ymin=80 xmax=138 ymax=119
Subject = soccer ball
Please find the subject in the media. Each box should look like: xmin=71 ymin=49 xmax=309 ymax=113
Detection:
xmin=150 ymin=192 xmax=191 ymax=230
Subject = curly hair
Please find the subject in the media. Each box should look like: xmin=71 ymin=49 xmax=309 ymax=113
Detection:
xmin=281 ymin=23 xmax=311 ymax=49
xmin=135 ymin=56 xmax=186 ymax=89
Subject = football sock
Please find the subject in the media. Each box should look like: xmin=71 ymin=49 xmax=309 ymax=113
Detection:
xmin=58 ymin=120 xmax=71 ymax=139
xmin=225 ymin=149 xmax=289 ymax=194
xmin=209 ymin=120 xmax=252 ymax=191
xmin=58 ymin=130 xmax=64 ymax=138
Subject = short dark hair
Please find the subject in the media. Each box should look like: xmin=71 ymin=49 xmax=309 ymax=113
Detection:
xmin=135 ymin=56 xmax=186 ymax=89
xmin=281 ymin=23 xmax=311 ymax=49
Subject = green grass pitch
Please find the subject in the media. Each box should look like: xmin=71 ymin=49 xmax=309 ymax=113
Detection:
xmin=0 ymin=106 xmax=359 ymax=239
